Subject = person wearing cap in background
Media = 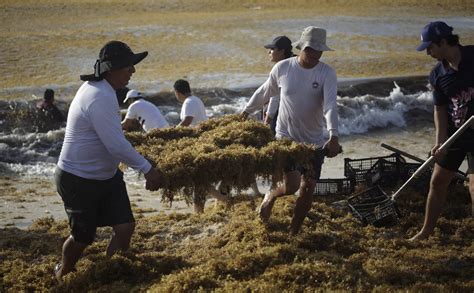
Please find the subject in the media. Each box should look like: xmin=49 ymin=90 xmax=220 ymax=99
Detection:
xmin=122 ymin=89 xmax=169 ymax=132
xmin=410 ymin=21 xmax=474 ymax=241
xmin=243 ymin=26 xmax=341 ymax=236
xmin=247 ymin=36 xmax=296 ymax=197
xmin=262 ymin=35 xmax=295 ymax=134
xmin=37 ymin=88 xmax=65 ymax=122
xmin=54 ymin=40 xmax=162 ymax=281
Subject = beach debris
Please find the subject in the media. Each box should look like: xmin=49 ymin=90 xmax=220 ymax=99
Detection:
xmin=391 ymin=116 xmax=474 ymax=200
xmin=314 ymin=178 xmax=355 ymax=196
xmin=347 ymin=185 xmax=401 ymax=227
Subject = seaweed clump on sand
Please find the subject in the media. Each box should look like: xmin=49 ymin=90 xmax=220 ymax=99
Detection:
xmin=1 ymin=184 xmax=473 ymax=292
xmin=125 ymin=114 xmax=318 ymax=203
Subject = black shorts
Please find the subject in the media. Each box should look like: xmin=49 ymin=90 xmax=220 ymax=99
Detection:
xmin=436 ymin=135 xmax=474 ymax=173
xmin=283 ymin=148 xmax=325 ymax=180
xmin=55 ymin=167 xmax=134 ymax=245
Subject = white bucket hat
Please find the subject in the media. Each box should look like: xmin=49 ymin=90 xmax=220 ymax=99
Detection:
xmin=123 ymin=89 xmax=143 ymax=103
xmin=293 ymin=26 xmax=333 ymax=52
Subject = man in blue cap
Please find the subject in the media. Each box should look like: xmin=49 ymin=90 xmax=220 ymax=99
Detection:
xmin=411 ymin=21 xmax=474 ymax=241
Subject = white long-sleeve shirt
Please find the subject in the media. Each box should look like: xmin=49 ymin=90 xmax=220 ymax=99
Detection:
xmin=244 ymin=57 xmax=339 ymax=146
xmin=266 ymin=96 xmax=280 ymax=119
xmin=58 ymin=79 xmax=152 ymax=180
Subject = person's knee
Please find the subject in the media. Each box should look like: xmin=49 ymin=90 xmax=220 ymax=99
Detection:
xmin=114 ymin=222 xmax=135 ymax=244
xmin=282 ymin=172 xmax=301 ymax=194
xmin=283 ymin=180 xmax=300 ymax=194
xmin=66 ymin=235 xmax=89 ymax=250
xmin=429 ymin=167 xmax=454 ymax=192
xmin=300 ymin=178 xmax=317 ymax=193
xmin=71 ymin=227 xmax=96 ymax=245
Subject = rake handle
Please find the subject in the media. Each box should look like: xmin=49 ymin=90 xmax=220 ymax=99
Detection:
xmin=391 ymin=115 xmax=474 ymax=200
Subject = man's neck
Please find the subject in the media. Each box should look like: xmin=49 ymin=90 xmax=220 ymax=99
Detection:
xmin=104 ymin=76 xmax=120 ymax=90
xmin=445 ymin=45 xmax=462 ymax=70
xmin=297 ymin=56 xmax=319 ymax=69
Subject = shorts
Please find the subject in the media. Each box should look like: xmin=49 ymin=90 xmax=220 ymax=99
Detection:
xmin=283 ymin=148 xmax=325 ymax=180
xmin=55 ymin=167 xmax=134 ymax=245
xmin=436 ymin=135 xmax=474 ymax=173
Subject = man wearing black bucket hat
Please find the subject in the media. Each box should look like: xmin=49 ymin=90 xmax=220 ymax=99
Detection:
xmin=410 ymin=21 xmax=474 ymax=241
xmin=54 ymin=41 xmax=162 ymax=281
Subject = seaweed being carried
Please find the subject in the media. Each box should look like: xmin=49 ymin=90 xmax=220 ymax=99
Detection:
xmin=126 ymin=114 xmax=320 ymax=211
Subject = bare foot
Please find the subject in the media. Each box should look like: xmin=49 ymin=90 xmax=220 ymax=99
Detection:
xmin=408 ymin=231 xmax=430 ymax=241
xmin=257 ymin=193 xmax=275 ymax=223
xmin=53 ymin=263 xmax=63 ymax=284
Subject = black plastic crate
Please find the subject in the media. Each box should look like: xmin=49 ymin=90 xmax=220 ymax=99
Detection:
xmin=399 ymin=162 xmax=432 ymax=194
xmin=364 ymin=158 xmax=402 ymax=187
xmin=344 ymin=153 xmax=404 ymax=184
xmin=347 ymin=186 xmax=401 ymax=227
xmin=314 ymin=178 xmax=355 ymax=196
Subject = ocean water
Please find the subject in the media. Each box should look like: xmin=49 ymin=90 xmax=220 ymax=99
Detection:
xmin=0 ymin=79 xmax=437 ymax=181
xmin=0 ymin=77 xmax=449 ymax=229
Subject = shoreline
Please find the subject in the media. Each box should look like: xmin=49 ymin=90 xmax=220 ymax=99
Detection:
xmin=0 ymin=74 xmax=430 ymax=103
xmin=0 ymin=121 xmax=439 ymax=230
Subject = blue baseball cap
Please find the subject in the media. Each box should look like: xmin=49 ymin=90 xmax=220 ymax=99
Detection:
xmin=416 ymin=21 xmax=453 ymax=51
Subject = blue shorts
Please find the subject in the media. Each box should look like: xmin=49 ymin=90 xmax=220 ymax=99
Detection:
xmin=55 ymin=167 xmax=134 ymax=245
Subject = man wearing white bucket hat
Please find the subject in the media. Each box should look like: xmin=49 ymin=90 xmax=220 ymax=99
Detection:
xmin=243 ymin=26 xmax=341 ymax=236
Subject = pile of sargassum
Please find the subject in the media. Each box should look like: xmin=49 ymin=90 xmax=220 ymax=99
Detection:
xmin=125 ymin=114 xmax=318 ymax=202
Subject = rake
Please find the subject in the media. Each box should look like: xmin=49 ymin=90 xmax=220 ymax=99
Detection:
xmin=391 ymin=115 xmax=474 ymax=200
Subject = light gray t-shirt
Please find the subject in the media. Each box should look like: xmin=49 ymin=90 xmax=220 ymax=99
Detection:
xmin=244 ymin=57 xmax=339 ymax=146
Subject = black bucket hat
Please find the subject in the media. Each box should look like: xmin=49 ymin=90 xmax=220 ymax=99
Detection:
xmin=80 ymin=41 xmax=148 ymax=81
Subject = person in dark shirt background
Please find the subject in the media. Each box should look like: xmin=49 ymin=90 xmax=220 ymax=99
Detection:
xmin=37 ymin=88 xmax=65 ymax=122
xmin=410 ymin=21 xmax=474 ymax=241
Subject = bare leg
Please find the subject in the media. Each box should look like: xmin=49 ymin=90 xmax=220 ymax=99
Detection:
xmin=106 ymin=222 xmax=135 ymax=257
xmin=469 ymin=174 xmax=474 ymax=216
xmin=194 ymin=202 xmax=204 ymax=213
xmin=193 ymin=188 xmax=206 ymax=213
xmin=55 ymin=236 xmax=88 ymax=280
xmin=258 ymin=170 xmax=301 ymax=222
xmin=290 ymin=176 xmax=317 ymax=236
xmin=410 ymin=164 xmax=454 ymax=241
xmin=250 ymin=180 xmax=263 ymax=197
xmin=208 ymin=185 xmax=229 ymax=203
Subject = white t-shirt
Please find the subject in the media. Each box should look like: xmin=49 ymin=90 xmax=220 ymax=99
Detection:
xmin=180 ymin=95 xmax=208 ymax=126
xmin=244 ymin=56 xmax=339 ymax=146
xmin=58 ymin=79 xmax=152 ymax=180
xmin=125 ymin=99 xmax=169 ymax=132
